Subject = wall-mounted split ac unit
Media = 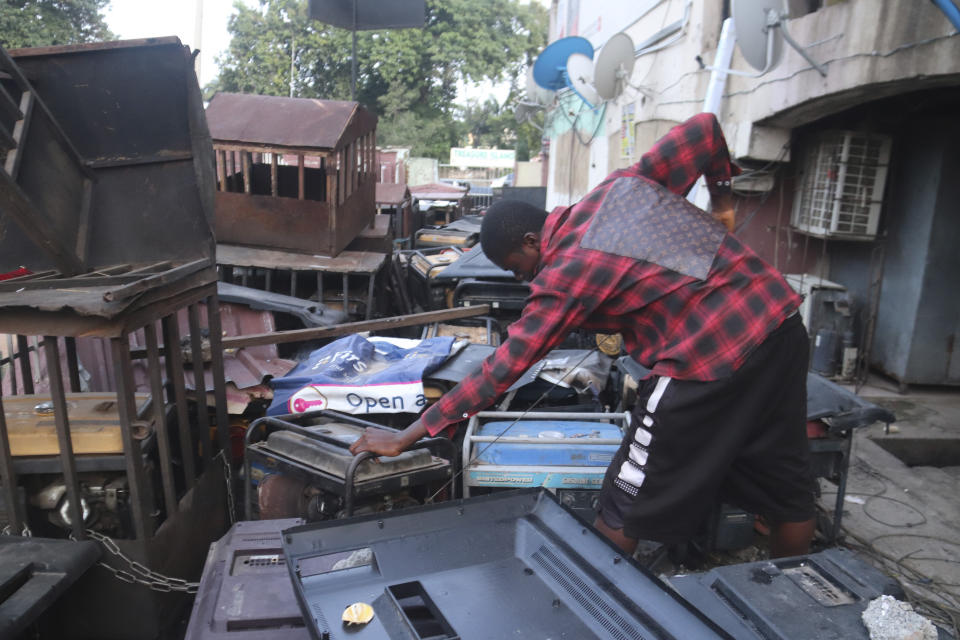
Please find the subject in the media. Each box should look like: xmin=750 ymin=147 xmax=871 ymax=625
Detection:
xmin=791 ymin=131 xmax=892 ymax=240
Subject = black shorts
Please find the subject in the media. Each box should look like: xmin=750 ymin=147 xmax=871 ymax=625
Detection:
xmin=597 ymin=313 xmax=816 ymax=543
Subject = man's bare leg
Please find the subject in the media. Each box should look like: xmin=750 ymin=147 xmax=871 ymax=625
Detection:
xmin=769 ymin=517 xmax=816 ymax=558
xmin=593 ymin=515 xmax=639 ymax=555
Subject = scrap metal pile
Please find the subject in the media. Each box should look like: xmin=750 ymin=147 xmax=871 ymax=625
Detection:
xmin=0 ymin=35 xmax=939 ymax=640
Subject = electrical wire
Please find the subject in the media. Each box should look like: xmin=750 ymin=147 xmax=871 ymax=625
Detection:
xmin=425 ymin=334 xmax=621 ymax=504
xmin=817 ymin=459 xmax=960 ymax=636
xmin=652 ymin=30 xmax=960 ymax=109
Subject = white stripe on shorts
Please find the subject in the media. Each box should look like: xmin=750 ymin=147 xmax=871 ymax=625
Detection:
xmin=628 ymin=443 xmax=648 ymax=466
xmin=616 ymin=376 xmax=671 ymax=494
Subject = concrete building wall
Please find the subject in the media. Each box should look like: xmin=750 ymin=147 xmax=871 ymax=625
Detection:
xmin=542 ymin=0 xmax=960 ymax=178
xmin=515 ymin=161 xmax=545 ymax=187
xmin=406 ymin=157 xmax=438 ymax=187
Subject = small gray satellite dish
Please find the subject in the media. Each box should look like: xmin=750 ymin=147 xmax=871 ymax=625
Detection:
xmin=732 ymin=0 xmax=786 ymax=72
xmin=566 ymin=53 xmax=600 ymax=107
xmin=594 ymin=33 xmax=636 ymax=100
xmin=525 ymin=65 xmax=555 ymax=106
xmin=515 ymin=102 xmax=535 ymax=123
xmin=514 ymin=101 xmax=544 ymax=131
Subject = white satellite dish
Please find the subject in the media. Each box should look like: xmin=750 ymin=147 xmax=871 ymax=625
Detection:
xmin=732 ymin=0 xmax=786 ymax=73
xmin=594 ymin=33 xmax=636 ymax=100
xmin=565 ymin=53 xmax=600 ymax=108
xmin=731 ymin=0 xmax=827 ymax=76
xmin=525 ymin=65 xmax=555 ymax=106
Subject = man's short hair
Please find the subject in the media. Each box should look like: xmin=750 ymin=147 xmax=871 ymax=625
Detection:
xmin=480 ymin=199 xmax=548 ymax=266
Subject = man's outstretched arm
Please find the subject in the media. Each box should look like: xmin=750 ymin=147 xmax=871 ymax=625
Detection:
xmin=350 ymin=277 xmax=598 ymax=456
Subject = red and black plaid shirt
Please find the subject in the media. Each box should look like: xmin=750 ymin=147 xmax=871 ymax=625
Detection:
xmin=420 ymin=113 xmax=801 ymax=436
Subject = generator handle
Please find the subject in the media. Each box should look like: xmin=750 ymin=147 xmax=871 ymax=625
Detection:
xmin=244 ymin=410 xmax=459 ymax=519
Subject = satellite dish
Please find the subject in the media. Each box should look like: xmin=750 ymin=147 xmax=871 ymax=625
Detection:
xmin=732 ymin=0 xmax=786 ymax=72
xmin=514 ymin=102 xmax=544 ymax=131
xmin=565 ymin=53 xmax=600 ymax=107
xmin=532 ymin=36 xmax=594 ymax=91
xmin=594 ymin=33 xmax=636 ymax=100
xmin=525 ymin=65 xmax=555 ymax=106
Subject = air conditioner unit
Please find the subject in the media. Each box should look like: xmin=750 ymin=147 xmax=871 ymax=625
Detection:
xmin=791 ymin=131 xmax=892 ymax=240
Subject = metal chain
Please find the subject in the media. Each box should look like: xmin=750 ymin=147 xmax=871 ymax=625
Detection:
xmin=215 ymin=451 xmax=237 ymax=524
xmin=1 ymin=523 xmax=32 ymax=537
xmin=79 ymin=529 xmax=199 ymax=594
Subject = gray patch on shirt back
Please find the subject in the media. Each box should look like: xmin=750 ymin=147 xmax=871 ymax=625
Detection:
xmin=580 ymin=177 xmax=725 ymax=281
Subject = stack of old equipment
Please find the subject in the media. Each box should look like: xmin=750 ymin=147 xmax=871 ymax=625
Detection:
xmin=413 ymin=215 xmax=481 ymax=249
xmin=432 ymin=245 xmax=530 ymax=317
xmin=281 ymin=490 xmax=733 ymax=639
xmin=0 ymin=38 xmax=231 ymax=638
xmin=185 ymin=491 xmax=941 ymax=640
xmin=184 ymin=519 xmax=308 ymax=640
xmin=243 ymin=411 xmax=455 ymax=521
xmin=668 ymin=547 xmax=907 ymax=639
xmin=399 ymin=246 xmax=463 ymax=311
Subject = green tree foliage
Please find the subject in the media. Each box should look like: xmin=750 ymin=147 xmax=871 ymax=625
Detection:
xmin=0 ymin=0 xmax=113 ymax=49
xmin=212 ymin=0 xmax=547 ymax=158
xmin=456 ymin=94 xmax=543 ymax=162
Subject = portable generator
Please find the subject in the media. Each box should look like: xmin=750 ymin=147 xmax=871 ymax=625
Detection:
xmin=461 ymin=411 xmax=628 ymax=522
xmin=244 ymin=410 xmax=456 ymax=522
xmin=400 ymin=246 xmax=464 ymax=310
xmin=413 ymin=217 xmax=481 ymax=249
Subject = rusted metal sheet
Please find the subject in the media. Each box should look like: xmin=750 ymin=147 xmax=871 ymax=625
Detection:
xmin=206 ymin=93 xmax=375 ymax=151
xmin=0 ymin=267 xmax=218 ymax=328
xmin=214 ymin=188 xmax=374 ymax=257
xmin=346 ymin=213 xmax=393 ymax=253
xmin=5 ymin=38 xmax=216 ymax=273
xmin=216 ymin=243 xmax=386 ymax=274
xmin=215 ymin=191 xmax=338 ymax=255
xmin=0 ymin=46 xmax=92 ymax=275
xmin=58 ymin=303 xmax=295 ymax=397
xmin=376 ymin=181 xmax=410 ymax=206
xmin=410 ymin=182 xmax=469 ymax=202
xmin=207 ymin=93 xmax=377 ymax=257
xmin=1 ymin=304 xmax=292 ymax=406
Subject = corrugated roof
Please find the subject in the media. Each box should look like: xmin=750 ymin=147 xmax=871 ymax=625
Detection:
xmin=410 ymin=182 xmax=469 ymax=202
xmin=206 ymin=92 xmax=370 ymax=150
xmin=376 ymin=182 xmax=410 ymax=206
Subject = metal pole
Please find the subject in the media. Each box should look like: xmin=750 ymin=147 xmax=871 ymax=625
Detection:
xmin=205 ymin=293 xmax=233 ymax=465
xmin=111 ymin=337 xmax=154 ymax=539
xmin=162 ymin=315 xmax=196 ymax=490
xmin=289 ymin=36 xmax=296 ymax=98
xmin=194 ymin=0 xmax=204 ymax=83
xmin=351 ymin=0 xmax=358 ymax=100
xmin=144 ymin=323 xmax=178 ymax=517
xmin=0 ymin=388 xmax=25 ymax=533
xmin=188 ymin=304 xmax=212 ymax=467
xmin=44 ymin=337 xmax=86 ymax=539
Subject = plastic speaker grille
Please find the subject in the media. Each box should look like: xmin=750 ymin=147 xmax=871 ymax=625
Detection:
xmin=532 ymin=545 xmax=647 ymax=640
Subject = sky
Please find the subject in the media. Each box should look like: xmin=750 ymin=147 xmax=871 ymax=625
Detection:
xmin=106 ymin=0 xmax=247 ymax=88
xmin=105 ymin=0 xmax=524 ymax=104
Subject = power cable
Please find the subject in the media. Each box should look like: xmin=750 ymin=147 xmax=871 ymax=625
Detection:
xmin=818 ymin=460 xmax=960 ymax=636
